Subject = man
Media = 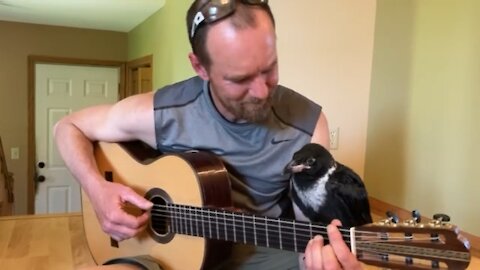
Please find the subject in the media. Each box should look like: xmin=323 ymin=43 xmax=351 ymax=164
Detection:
xmin=55 ymin=0 xmax=362 ymax=269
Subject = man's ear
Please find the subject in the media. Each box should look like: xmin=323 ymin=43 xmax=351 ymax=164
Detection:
xmin=189 ymin=53 xmax=209 ymax=81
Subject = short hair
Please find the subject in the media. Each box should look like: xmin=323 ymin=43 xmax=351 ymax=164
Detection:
xmin=186 ymin=0 xmax=275 ymax=69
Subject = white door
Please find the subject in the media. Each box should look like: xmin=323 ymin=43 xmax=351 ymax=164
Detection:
xmin=35 ymin=64 xmax=119 ymax=214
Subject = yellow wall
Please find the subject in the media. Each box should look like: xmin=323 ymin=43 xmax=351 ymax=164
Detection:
xmin=271 ymin=0 xmax=376 ymax=176
xmin=365 ymin=0 xmax=480 ymax=235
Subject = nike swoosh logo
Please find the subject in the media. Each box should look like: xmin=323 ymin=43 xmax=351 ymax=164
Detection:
xmin=271 ymin=138 xmax=293 ymax=145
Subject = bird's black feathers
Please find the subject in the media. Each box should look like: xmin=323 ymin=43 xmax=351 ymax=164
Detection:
xmin=284 ymin=143 xmax=372 ymax=228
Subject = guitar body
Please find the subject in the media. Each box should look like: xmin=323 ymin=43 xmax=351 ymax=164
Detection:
xmin=82 ymin=141 xmax=233 ymax=269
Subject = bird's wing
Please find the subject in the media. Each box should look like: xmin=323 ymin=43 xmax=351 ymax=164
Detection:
xmin=327 ymin=163 xmax=373 ymax=226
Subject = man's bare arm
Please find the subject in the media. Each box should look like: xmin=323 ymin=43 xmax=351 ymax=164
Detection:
xmin=310 ymin=111 xmax=330 ymax=149
xmin=53 ymin=92 xmax=155 ymax=240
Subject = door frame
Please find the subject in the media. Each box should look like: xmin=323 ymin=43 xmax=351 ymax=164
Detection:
xmin=27 ymin=55 xmax=126 ymax=214
xmin=125 ymin=55 xmax=153 ymax=97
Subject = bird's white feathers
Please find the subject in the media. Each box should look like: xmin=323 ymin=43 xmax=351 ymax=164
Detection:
xmin=292 ymin=165 xmax=336 ymax=221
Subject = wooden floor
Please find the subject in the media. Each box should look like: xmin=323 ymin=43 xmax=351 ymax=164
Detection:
xmin=0 ymin=214 xmax=95 ymax=270
xmin=0 ymin=213 xmax=478 ymax=270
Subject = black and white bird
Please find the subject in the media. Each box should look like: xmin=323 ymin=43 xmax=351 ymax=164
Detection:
xmin=284 ymin=143 xmax=372 ymax=227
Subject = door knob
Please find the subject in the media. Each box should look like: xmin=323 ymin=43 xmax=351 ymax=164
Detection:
xmin=37 ymin=175 xmax=46 ymax=182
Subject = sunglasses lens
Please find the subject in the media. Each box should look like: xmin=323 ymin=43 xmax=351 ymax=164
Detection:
xmin=202 ymin=0 xmax=235 ymax=22
xmin=191 ymin=0 xmax=269 ymax=38
xmin=246 ymin=0 xmax=268 ymax=4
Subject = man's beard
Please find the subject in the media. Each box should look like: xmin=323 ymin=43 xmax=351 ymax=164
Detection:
xmin=222 ymin=95 xmax=273 ymax=123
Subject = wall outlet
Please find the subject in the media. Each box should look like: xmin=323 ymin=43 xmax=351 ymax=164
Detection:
xmin=329 ymin=128 xmax=339 ymax=150
xmin=11 ymin=147 xmax=20 ymax=160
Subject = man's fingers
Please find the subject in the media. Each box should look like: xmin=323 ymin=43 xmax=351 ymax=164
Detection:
xmin=115 ymin=187 xmax=152 ymax=229
xmin=103 ymin=211 xmax=150 ymax=240
xmin=321 ymin=244 xmax=342 ymax=270
xmin=327 ymin=224 xmax=361 ymax=270
xmin=305 ymin=235 xmax=324 ymax=270
xmin=121 ymin=188 xmax=153 ymax=210
xmin=110 ymin=207 xmax=150 ymax=230
xmin=108 ymin=223 xmax=141 ymax=241
xmin=331 ymin=219 xmax=342 ymax=227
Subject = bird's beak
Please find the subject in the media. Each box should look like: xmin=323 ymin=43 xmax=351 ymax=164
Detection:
xmin=283 ymin=160 xmax=310 ymax=174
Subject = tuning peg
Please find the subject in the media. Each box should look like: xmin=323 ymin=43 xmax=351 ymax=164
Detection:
xmin=403 ymin=209 xmax=421 ymax=227
xmin=411 ymin=209 xmax=421 ymax=223
xmin=386 ymin=211 xmax=399 ymax=224
xmin=433 ymin=213 xmax=450 ymax=222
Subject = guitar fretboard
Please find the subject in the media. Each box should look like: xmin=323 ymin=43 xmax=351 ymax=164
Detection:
xmin=151 ymin=203 xmax=351 ymax=253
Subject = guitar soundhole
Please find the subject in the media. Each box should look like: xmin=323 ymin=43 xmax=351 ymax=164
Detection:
xmin=145 ymin=188 xmax=175 ymax=244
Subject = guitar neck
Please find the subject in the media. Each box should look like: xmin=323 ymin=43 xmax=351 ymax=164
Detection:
xmin=151 ymin=203 xmax=348 ymax=253
xmin=151 ymin=203 xmax=472 ymax=269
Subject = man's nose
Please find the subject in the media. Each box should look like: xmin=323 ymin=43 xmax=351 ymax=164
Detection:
xmin=249 ymin=75 xmax=270 ymax=99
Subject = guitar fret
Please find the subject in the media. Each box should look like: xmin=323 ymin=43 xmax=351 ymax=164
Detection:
xmin=195 ymin=207 xmax=199 ymax=236
xmin=284 ymin=220 xmax=295 ymax=251
xmin=223 ymin=211 xmax=228 ymax=241
xmin=233 ymin=213 xmax=237 ymax=242
xmin=253 ymin=217 xmax=257 ymax=246
xmin=242 ymin=213 xmax=246 ymax=244
xmin=191 ymin=206 xmax=195 ymax=236
xmin=176 ymin=205 xmax=180 ymax=234
xmin=183 ymin=206 xmax=187 ymax=235
xmin=293 ymin=220 xmax=297 ymax=252
xmin=187 ymin=206 xmax=190 ymax=235
xmin=180 ymin=206 xmax=184 ymax=235
xmin=279 ymin=218 xmax=282 ymax=250
xmin=297 ymin=222 xmax=311 ymax=253
xmin=176 ymin=206 xmax=180 ymax=234
xmin=188 ymin=206 xmax=192 ymax=236
xmin=201 ymin=207 xmax=206 ymax=238
xmin=208 ymin=210 xmax=212 ymax=239
xmin=255 ymin=215 xmax=266 ymax=247
xmin=186 ymin=206 xmax=190 ymax=235
xmin=178 ymin=206 xmax=182 ymax=234
xmin=216 ymin=211 xmax=219 ymax=239
xmin=175 ymin=205 xmax=179 ymax=234
xmin=265 ymin=217 xmax=269 ymax=248
xmin=265 ymin=217 xmax=280 ymax=250
xmin=175 ymin=205 xmax=179 ymax=233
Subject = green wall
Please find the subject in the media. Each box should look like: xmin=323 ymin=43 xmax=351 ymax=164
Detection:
xmin=365 ymin=0 xmax=480 ymax=235
xmin=128 ymin=0 xmax=194 ymax=89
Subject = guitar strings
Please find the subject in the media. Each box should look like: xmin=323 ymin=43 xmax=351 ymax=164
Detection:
xmin=150 ymin=209 xmax=442 ymax=245
xmin=149 ymin=205 xmax=446 ymax=245
xmin=147 ymin=206 xmax=464 ymax=261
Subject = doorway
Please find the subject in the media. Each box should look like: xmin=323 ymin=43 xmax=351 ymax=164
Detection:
xmin=27 ymin=56 xmax=126 ymax=214
xmin=34 ymin=63 xmax=120 ymax=214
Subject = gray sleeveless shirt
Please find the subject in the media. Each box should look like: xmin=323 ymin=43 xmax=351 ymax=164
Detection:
xmin=153 ymin=76 xmax=321 ymax=217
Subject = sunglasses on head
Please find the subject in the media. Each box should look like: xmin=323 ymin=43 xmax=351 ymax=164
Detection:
xmin=190 ymin=0 xmax=269 ymax=39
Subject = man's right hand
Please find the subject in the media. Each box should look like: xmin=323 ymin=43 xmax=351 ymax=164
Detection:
xmin=87 ymin=180 xmax=153 ymax=241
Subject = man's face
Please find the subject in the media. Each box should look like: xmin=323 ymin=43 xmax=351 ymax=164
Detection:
xmin=203 ymin=10 xmax=279 ymax=123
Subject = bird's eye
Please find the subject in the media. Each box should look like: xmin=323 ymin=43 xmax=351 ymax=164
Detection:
xmin=306 ymin=157 xmax=316 ymax=166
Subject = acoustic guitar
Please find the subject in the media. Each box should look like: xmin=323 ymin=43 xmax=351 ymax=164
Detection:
xmin=82 ymin=141 xmax=471 ymax=269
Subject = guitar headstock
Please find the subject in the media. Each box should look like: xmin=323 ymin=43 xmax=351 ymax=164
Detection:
xmin=353 ymin=211 xmax=471 ymax=269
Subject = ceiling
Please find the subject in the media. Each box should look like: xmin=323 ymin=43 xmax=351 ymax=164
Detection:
xmin=0 ymin=0 xmax=166 ymax=32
